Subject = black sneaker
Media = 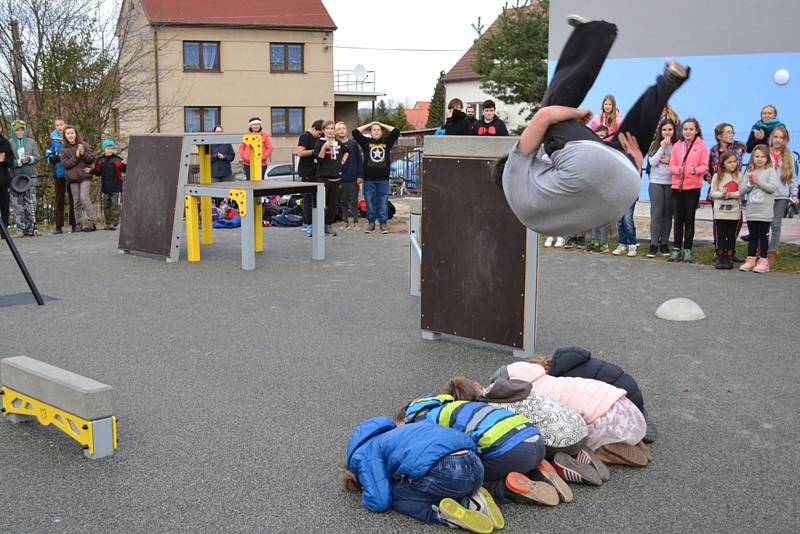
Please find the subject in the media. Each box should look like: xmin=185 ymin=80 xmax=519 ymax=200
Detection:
xmin=563 ymin=236 xmax=578 ymax=249
xmin=646 ymin=245 xmax=658 ymax=258
xmin=53 ymin=227 xmax=63 ymax=234
xmin=576 ymin=237 xmax=586 ymax=249
xmin=659 ymin=243 xmax=671 ymax=256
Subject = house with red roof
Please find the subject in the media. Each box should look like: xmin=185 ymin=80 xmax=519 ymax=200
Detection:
xmin=115 ymin=0 xmax=381 ymax=161
xmin=404 ymin=102 xmax=430 ymax=130
xmin=443 ymin=12 xmax=528 ymax=133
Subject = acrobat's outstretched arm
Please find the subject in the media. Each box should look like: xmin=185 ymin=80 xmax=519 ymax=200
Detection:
xmin=518 ymin=106 xmax=592 ymax=156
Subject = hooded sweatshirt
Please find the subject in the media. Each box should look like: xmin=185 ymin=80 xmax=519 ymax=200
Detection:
xmin=471 ymin=116 xmax=509 ymax=137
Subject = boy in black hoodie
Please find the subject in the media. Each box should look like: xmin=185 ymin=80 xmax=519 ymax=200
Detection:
xmin=93 ymin=139 xmax=126 ymax=230
xmin=472 ymin=100 xmax=510 ymax=137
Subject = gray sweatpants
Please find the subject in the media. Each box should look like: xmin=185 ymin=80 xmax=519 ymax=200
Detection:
xmin=648 ymin=183 xmax=672 ymax=246
xmin=591 ymin=224 xmax=609 ymax=243
xmin=70 ymin=180 xmax=95 ymax=225
xmin=770 ymin=199 xmax=788 ymax=251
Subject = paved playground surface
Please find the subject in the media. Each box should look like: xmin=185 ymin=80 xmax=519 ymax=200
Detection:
xmin=0 ymin=227 xmax=797 ymax=533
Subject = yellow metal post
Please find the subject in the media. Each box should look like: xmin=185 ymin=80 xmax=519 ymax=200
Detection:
xmin=197 ymin=144 xmax=214 ymax=245
xmin=185 ymin=195 xmax=200 ymax=262
xmin=242 ymin=134 xmax=264 ymax=252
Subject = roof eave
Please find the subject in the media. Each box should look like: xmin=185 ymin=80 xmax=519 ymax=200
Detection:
xmin=148 ymin=21 xmax=337 ymax=31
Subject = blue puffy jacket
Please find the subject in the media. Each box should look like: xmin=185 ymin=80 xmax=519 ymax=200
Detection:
xmin=45 ymin=129 xmax=65 ymax=179
xmin=346 ymin=416 xmax=476 ymax=513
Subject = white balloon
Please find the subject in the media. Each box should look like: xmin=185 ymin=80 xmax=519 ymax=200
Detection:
xmin=774 ymin=69 xmax=790 ymax=85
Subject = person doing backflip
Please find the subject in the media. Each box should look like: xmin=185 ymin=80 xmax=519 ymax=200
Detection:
xmin=496 ymin=15 xmax=690 ymax=237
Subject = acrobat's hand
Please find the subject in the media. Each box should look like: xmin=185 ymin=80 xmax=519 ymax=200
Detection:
xmin=618 ymin=132 xmax=643 ymax=173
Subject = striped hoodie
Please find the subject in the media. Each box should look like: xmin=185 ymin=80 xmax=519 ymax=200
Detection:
xmin=403 ymin=394 xmax=540 ymax=460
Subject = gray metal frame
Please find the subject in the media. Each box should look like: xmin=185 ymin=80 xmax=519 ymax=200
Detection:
xmin=183 ymin=180 xmax=325 ymax=270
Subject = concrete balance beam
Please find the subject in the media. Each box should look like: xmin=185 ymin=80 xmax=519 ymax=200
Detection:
xmin=0 ymin=356 xmax=113 ymax=420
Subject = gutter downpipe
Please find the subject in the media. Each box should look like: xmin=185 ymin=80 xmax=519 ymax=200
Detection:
xmin=153 ymin=24 xmax=161 ymax=132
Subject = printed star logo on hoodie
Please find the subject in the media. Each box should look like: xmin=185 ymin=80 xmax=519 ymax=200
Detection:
xmin=369 ymin=145 xmax=386 ymax=163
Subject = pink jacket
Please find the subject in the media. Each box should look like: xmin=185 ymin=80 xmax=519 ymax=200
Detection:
xmin=589 ymin=109 xmax=623 ymax=138
xmin=239 ymin=131 xmax=273 ymax=166
xmin=668 ymin=137 xmax=709 ymax=191
xmin=505 ymin=362 xmax=627 ymax=424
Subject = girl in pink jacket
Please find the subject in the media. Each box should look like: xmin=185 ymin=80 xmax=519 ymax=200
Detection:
xmin=494 ymin=362 xmax=649 ymax=466
xmin=589 ymin=94 xmax=623 ymax=140
xmin=667 ymin=118 xmax=709 ymax=263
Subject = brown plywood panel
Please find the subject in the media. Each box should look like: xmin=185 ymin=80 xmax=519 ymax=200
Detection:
xmin=421 ymin=157 xmax=527 ymax=348
xmin=118 ymin=136 xmax=185 ymax=257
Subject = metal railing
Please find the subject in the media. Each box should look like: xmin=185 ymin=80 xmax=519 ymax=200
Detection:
xmin=334 ymin=69 xmax=377 ymax=93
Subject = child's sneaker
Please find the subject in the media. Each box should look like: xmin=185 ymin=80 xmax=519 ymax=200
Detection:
xmin=739 ymin=256 xmax=757 ymax=271
xmin=594 ymin=443 xmax=649 ymax=467
xmin=505 ymin=471 xmax=559 ymax=506
xmin=683 ymin=249 xmax=694 ymax=263
xmin=552 ymin=452 xmax=603 ymax=486
xmin=544 ymin=236 xmax=554 ymax=247
xmin=591 ymin=243 xmax=609 ymax=254
xmin=668 ymin=248 xmax=683 ymax=262
xmin=574 ymin=447 xmax=610 ymax=482
xmin=660 ymin=243 xmax=671 ymax=256
xmin=463 ymin=487 xmax=504 ymax=530
xmin=365 ymin=222 xmax=375 ymax=234
xmin=576 ymin=236 xmax=586 ymax=249
xmin=646 ymin=245 xmax=658 ymax=258
xmin=436 ymin=498 xmax=494 ymax=533
xmin=534 ymin=459 xmax=573 ymax=503
xmin=563 ymin=236 xmax=578 ymax=249
xmin=612 ymin=244 xmax=627 ymax=256
xmin=753 ymin=257 xmax=770 ymax=273
xmin=627 ymin=244 xmax=638 ymax=257
xmin=554 ymin=236 xmax=565 ymax=247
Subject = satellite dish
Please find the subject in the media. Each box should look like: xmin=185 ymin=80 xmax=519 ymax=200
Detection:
xmin=354 ymin=64 xmax=367 ymax=82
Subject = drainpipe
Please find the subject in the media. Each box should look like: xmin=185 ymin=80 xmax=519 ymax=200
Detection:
xmin=153 ymin=25 xmax=162 ymax=132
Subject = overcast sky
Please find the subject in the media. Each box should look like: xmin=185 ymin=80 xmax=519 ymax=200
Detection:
xmin=322 ymin=0 xmax=515 ymax=106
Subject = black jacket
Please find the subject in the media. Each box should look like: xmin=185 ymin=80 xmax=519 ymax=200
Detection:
xmin=444 ymin=110 xmax=471 ymax=136
xmin=93 ymin=154 xmax=126 ymax=193
xmin=210 ymin=143 xmax=235 ymax=179
xmin=0 ymin=136 xmax=16 ymax=187
xmin=548 ymin=346 xmax=645 ymax=411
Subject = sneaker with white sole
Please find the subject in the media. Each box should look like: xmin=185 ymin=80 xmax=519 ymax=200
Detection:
xmin=627 ymin=244 xmax=638 ymax=257
xmin=505 ymin=471 xmax=559 ymax=506
xmin=534 ymin=459 xmax=573 ymax=503
xmin=574 ymin=447 xmax=610 ymax=482
xmin=553 ymin=452 xmax=603 ymax=486
xmin=463 ymin=487 xmax=504 ymax=530
xmin=544 ymin=236 xmax=554 ymax=247
xmin=612 ymin=244 xmax=627 ymax=256
xmin=554 ymin=236 xmax=565 ymax=247
xmin=646 ymin=245 xmax=658 ymax=258
xmin=436 ymin=498 xmax=494 ymax=533
xmin=566 ymin=14 xmax=590 ymax=26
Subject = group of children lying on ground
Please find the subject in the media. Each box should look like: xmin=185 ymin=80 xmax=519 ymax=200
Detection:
xmin=342 ymin=347 xmax=654 ymax=533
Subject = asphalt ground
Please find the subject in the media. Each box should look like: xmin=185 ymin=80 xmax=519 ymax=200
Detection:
xmin=0 ymin=226 xmax=798 ymax=533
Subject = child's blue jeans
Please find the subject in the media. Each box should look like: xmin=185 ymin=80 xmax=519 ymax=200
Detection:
xmin=617 ymin=201 xmax=637 ymax=245
xmin=363 ymin=179 xmax=389 ymax=224
xmin=391 ymin=450 xmax=483 ymax=524
xmin=481 ymin=436 xmax=545 ymax=505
